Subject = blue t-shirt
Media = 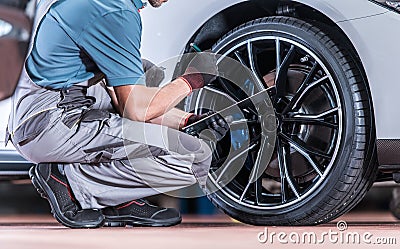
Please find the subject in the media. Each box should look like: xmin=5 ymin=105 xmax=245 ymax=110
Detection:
xmin=26 ymin=0 xmax=145 ymax=89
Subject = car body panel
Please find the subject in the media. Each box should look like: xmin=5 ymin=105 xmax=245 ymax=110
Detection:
xmin=140 ymin=0 xmax=247 ymax=64
xmin=140 ymin=0 xmax=386 ymax=66
xmin=294 ymin=0 xmax=387 ymax=22
xmin=338 ymin=11 xmax=400 ymax=139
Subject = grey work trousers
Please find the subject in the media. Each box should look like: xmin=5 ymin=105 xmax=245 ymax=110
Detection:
xmin=12 ymin=83 xmax=212 ymax=209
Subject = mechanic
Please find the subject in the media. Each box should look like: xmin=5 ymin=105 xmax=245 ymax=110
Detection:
xmin=6 ymin=0 xmax=229 ymax=228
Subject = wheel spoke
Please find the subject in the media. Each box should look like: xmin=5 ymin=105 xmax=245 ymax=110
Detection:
xmin=247 ymin=41 xmax=270 ymax=91
xmin=240 ymin=137 xmax=268 ymax=201
xmin=279 ymin=133 xmax=331 ymax=160
xmin=277 ymin=138 xmax=300 ymax=199
xmin=282 ymin=61 xmax=319 ymax=114
xmin=240 ymin=135 xmax=270 ymax=202
xmin=247 ymin=41 xmax=257 ymax=73
xmin=283 ymin=107 xmax=340 ymax=129
xmin=247 ymin=149 xmax=263 ymax=206
xmin=215 ymin=142 xmax=257 ymax=183
xmin=232 ymin=45 xmax=265 ymax=93
xmin=274 ymin=38 xmax=282 ymax=101
xmin=254 ymin=177 xmax=263 ymax=205
xmin=234 ymin=50 xmax=247 ymax=66
xmin=279 ymin=134 xmax=325 ymax=177
xmin=275 ymin=38 xmax=281 ymax=71
xmin=291 ymin=75 xmax=330 ymax=110
xmin=239 ymin=183 xmax=250 ymax=202
xmin=283 ymin=117 xmax=338 ymax=128
xmin=250 ymin=136 xmax=269 ymax=181
xmin=275 ymin=41 xmax=296 ymax=101
xmin=277 ymin=139 xmax=288 ymax=202
xmin=292 ymin=107 xmax=339 ymax=120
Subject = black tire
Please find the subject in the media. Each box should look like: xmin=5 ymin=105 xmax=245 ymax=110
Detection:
xmin=186 ymin=16 xmax=378 ymax=225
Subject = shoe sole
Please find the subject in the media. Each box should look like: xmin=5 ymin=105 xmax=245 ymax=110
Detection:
xmin=104 ymin=215 xmax=182 ymax=227
xmin=29 ymin=166 xmax=104 ymax=229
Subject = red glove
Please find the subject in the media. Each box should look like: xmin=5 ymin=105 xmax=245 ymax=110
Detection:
xmin=179 ymin=52 xmax=218 ymax=92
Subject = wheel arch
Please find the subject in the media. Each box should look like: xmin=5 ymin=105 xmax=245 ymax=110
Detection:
xmin=185 ymin=1 xmax=370 ymax=83
xmin=187 ymin=1 xmax=368 ymax=75
xmin=186 ymin=0 xmax=366 ymax=48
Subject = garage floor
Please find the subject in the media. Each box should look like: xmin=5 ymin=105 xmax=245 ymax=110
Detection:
xmin=0 ymin=212 xmax=399 ymax=249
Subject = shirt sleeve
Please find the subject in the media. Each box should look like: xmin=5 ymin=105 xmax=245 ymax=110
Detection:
xmin=78 ymin=10 xmax=145 ymax=87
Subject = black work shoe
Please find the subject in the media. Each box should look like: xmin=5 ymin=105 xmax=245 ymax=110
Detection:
xmin=29 ymin=163 xmax=104 ymax=228
xmin=102 ymin=199 xmax=182 ymax=227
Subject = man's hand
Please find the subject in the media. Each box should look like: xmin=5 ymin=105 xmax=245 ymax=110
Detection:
xmin=183 ymin=111 xmax=229 ymax=141
xmin=179 ymin=52 xmax=218 ymax=91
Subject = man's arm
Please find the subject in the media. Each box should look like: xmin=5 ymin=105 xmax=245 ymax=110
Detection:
xmin=107 ymin=80 xmax=191 ymax=130
xmin=148 ymin=108 xmax=190 ymax=130
xmin=107 ymin=52 xmax=218 ymax=130
xmin=113 ymin=78 xmax=191 ymax=123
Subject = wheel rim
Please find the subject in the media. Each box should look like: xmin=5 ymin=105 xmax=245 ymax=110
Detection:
xmin=197 ymin=32 xmax=344 ymax=210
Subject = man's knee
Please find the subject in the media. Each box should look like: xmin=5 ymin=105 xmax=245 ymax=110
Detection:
xmin=190 ymin=139 xmax=213 ymax=186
